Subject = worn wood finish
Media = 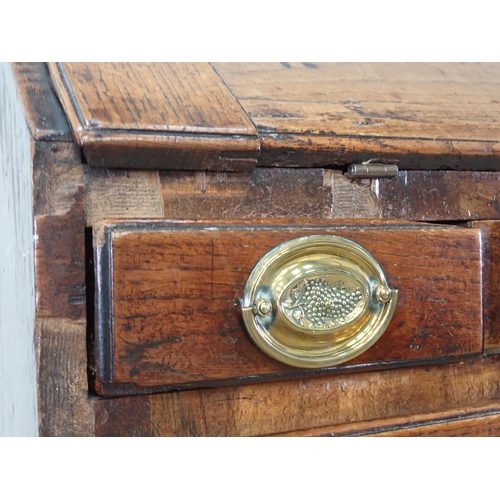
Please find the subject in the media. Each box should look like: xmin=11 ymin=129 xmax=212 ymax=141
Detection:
xmin=275 ymin=401 xmax=500 ymax=436
xmin=159 ymin=169 xmax=378 ymax=220
xmin=471 ymin=220 xmax=500 ymax=353
xmin=374 ymin=414 xmax=500 ymax=436
xmin=48 ymin=62 xmax=260 ymax=171
xmin=93 ymin=396 xmax=150 ymax=437
xmin=37 ymin=319 xmax=92 ymax=437
xmin=10 ymin=63 xmax=71 ymax=141
xmin=215 ymin=62 xmax=500 ymax=169
xmin=48 ymin=62 xmax=500 ymax=171
xmin=374 ymin=171 xmax=500 ymax=221
xmin=135 ymin=355 xmax=500 ymax=436
xmin=93 ymin=220 xmax=482 ymax=394
xmin=86 ymin=168 xmax=164 ymax=226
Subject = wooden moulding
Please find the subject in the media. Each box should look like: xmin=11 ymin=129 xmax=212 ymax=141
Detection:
xmin=92 ymin=355 xmax=500 ymax=436
xmin=47 ymin=62 xmax=500 ymax=170
xmin=47 ymin=62 xmax=260 ymax=171
xmin=92 ymin=219 xmax=483 ymax=395
xmin=471 ymin=220 xmax=500 ymax=353
xmin=275 ymin=401 xmax=500 ymax=437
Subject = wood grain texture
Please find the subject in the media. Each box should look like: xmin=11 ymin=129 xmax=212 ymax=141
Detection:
xmin=0 ymin=63 xmax=38 ymax=436
xmin=159 ymin=169 xmax=378 ymax=220
xmin=48 ymin=62 xmax=500 ymax=170
xmin=10 ymin=62 xmax=71 ymax=141
xmin=374 ymin=171 xmax=500 ymax=221
xmin=214 ymin=62 xmax=500 ymax=169
xmin=374 ymin=414 xmax=500 ymax=436
xmin=37 ymin=318 xmax=92 ymax=437
xmin=471 ymin=220 xmax=500 ymax=352
xmin=258 ymin=134 xmax=500 ymax=170
xmin=33 ymin=142 xmax=84 ymax=217
xmin=93 ymin=396 xmax=150 ymax=437
xmin=86 ymin=168 xmax=164 ymax=226
xmin=48 ymin=62 xmax=260 ymax=171
xmin=275 ymin=401 xmax=500 ymax=436
xmin=34 ymin=189 xmax=86 ymax=320
xmin=94 ymin=220 xmax=482 ymax=394
xmin=144 ymin=355 xmax=500 ymax=436
xmin=32 ymin=133 xmax=86 ymax=320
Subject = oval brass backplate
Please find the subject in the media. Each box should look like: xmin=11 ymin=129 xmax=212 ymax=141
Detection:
xmin=240 ymin=235 xmax=398 ymax=368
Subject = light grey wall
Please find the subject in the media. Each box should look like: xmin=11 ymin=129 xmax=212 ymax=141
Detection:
xmin=0 ymin=62 xmax=38 ymax=436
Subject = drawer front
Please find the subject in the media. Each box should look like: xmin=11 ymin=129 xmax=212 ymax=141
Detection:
xmin=92 ymin=220 xmax=483 ymax=395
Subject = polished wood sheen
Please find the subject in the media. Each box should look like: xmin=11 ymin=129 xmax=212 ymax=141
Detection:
xmin=93 ymin=220 xmax=482 ymax=394
xmin=48 ymin=62 xmax=260 ymax=170
xmin=4 ymin=62 xmax=500 ymax=436
xmin=92 ymin=355 xmax=500 ymax=436
xmin=49 ymin=62 xmax=500 ymax=171
xmin=214 ymin=62 xmax=500 ymax=169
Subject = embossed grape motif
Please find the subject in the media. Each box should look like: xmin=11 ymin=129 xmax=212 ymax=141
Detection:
xmin=282 ymin=276 xmax=365 ymax=330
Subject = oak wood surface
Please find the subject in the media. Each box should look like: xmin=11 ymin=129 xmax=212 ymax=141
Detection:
xmin=373 ymin=414 xmax=500 ymax=436
xmin=471 ymin=220 xmax=500 ymax=353
xmin=93 ymin=220 xmax=482 ymax=394
xmin=48 ymin=62 xmax=260 ymax=171
xmin=48 ymin=62 xmax=500 ymax=170
xmin=214 ymin=62 xmax=500 ymax=169
xmin=33 ymin=142 xmax=86 ymax=320
xmin=274 ymin=401 xmax=500 ymax=436
xmin=159 ymin=169 xmax=378 ymax=220
xmin=10 ymin=63 xmax=71 ymax=141
xmin=92 ymin=355 xmax=500 ymax=436
xmin=37 ymin=319 xmax=92 ymax=437
xmin=374 ymin=171 xmax=500 ymax=221
xmin=86 ymin=167 xmax=164 ymax=226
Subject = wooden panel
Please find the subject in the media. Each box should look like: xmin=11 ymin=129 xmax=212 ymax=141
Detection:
xmin=214 ymin=62 xmax=500 ymax=169
xmin=37 ymin=319 xmax=92 ymax=437
xmin=159 ymin=169 xmax=378 ymax=220
xmin=375 ymin=171 xmax=500 ymax=221
xmin=143 ymin=355 xmax=500 ymax=436
xmin=93 ymin=396 xmax=150 ymax=437
xmin=48 ymin=62 xmax=260 ymax=171
xmin=275 ymin=401 xmax=500 ymax=437
xmin=32 ymin=141 xmax=86 ymax=320
xmin=34 ymin=191 xmax=86 ymax=319
xmin=86 ymin=168 xmax=164 ymax=226
xmin=10 ymin=62 xmax=71 ymax=141
xmin=93 ymin=220 xmax=482 ymax=394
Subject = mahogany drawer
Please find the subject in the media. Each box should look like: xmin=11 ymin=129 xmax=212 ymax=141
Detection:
xmin=92 ymin=219 xmax=483 ymax=396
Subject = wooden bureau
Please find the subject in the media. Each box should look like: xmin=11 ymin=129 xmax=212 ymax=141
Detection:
xmin=3 ymin=62 xmax=500 ymax=436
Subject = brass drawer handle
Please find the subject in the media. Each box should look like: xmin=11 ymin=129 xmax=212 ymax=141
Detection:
xmin=241 ymin=235 xmax=398 ymax=368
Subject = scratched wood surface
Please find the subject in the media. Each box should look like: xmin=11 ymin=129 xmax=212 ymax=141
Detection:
xmin=214 ymin=62 xmax=500 ymax=169
xmin=48 ymin=62 xmax=500 ymax=170
xmin=91 ymin=355 xmax=500 ymax=436
xmin=93 ymin=220 xmax=482 ymax=394
xmin=275 ymin=401 xmax=500 ymax=437
xmin=10 ymin=63 xmax=72 ymax=141
xmin=375 ymin=171 xmax=500 ymax=221
xmin=47 ymin=62 xmax=260 ymax=171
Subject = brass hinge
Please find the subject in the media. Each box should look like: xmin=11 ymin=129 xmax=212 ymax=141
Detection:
xmin=346 ymin=161 xmax=399 ymax=179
